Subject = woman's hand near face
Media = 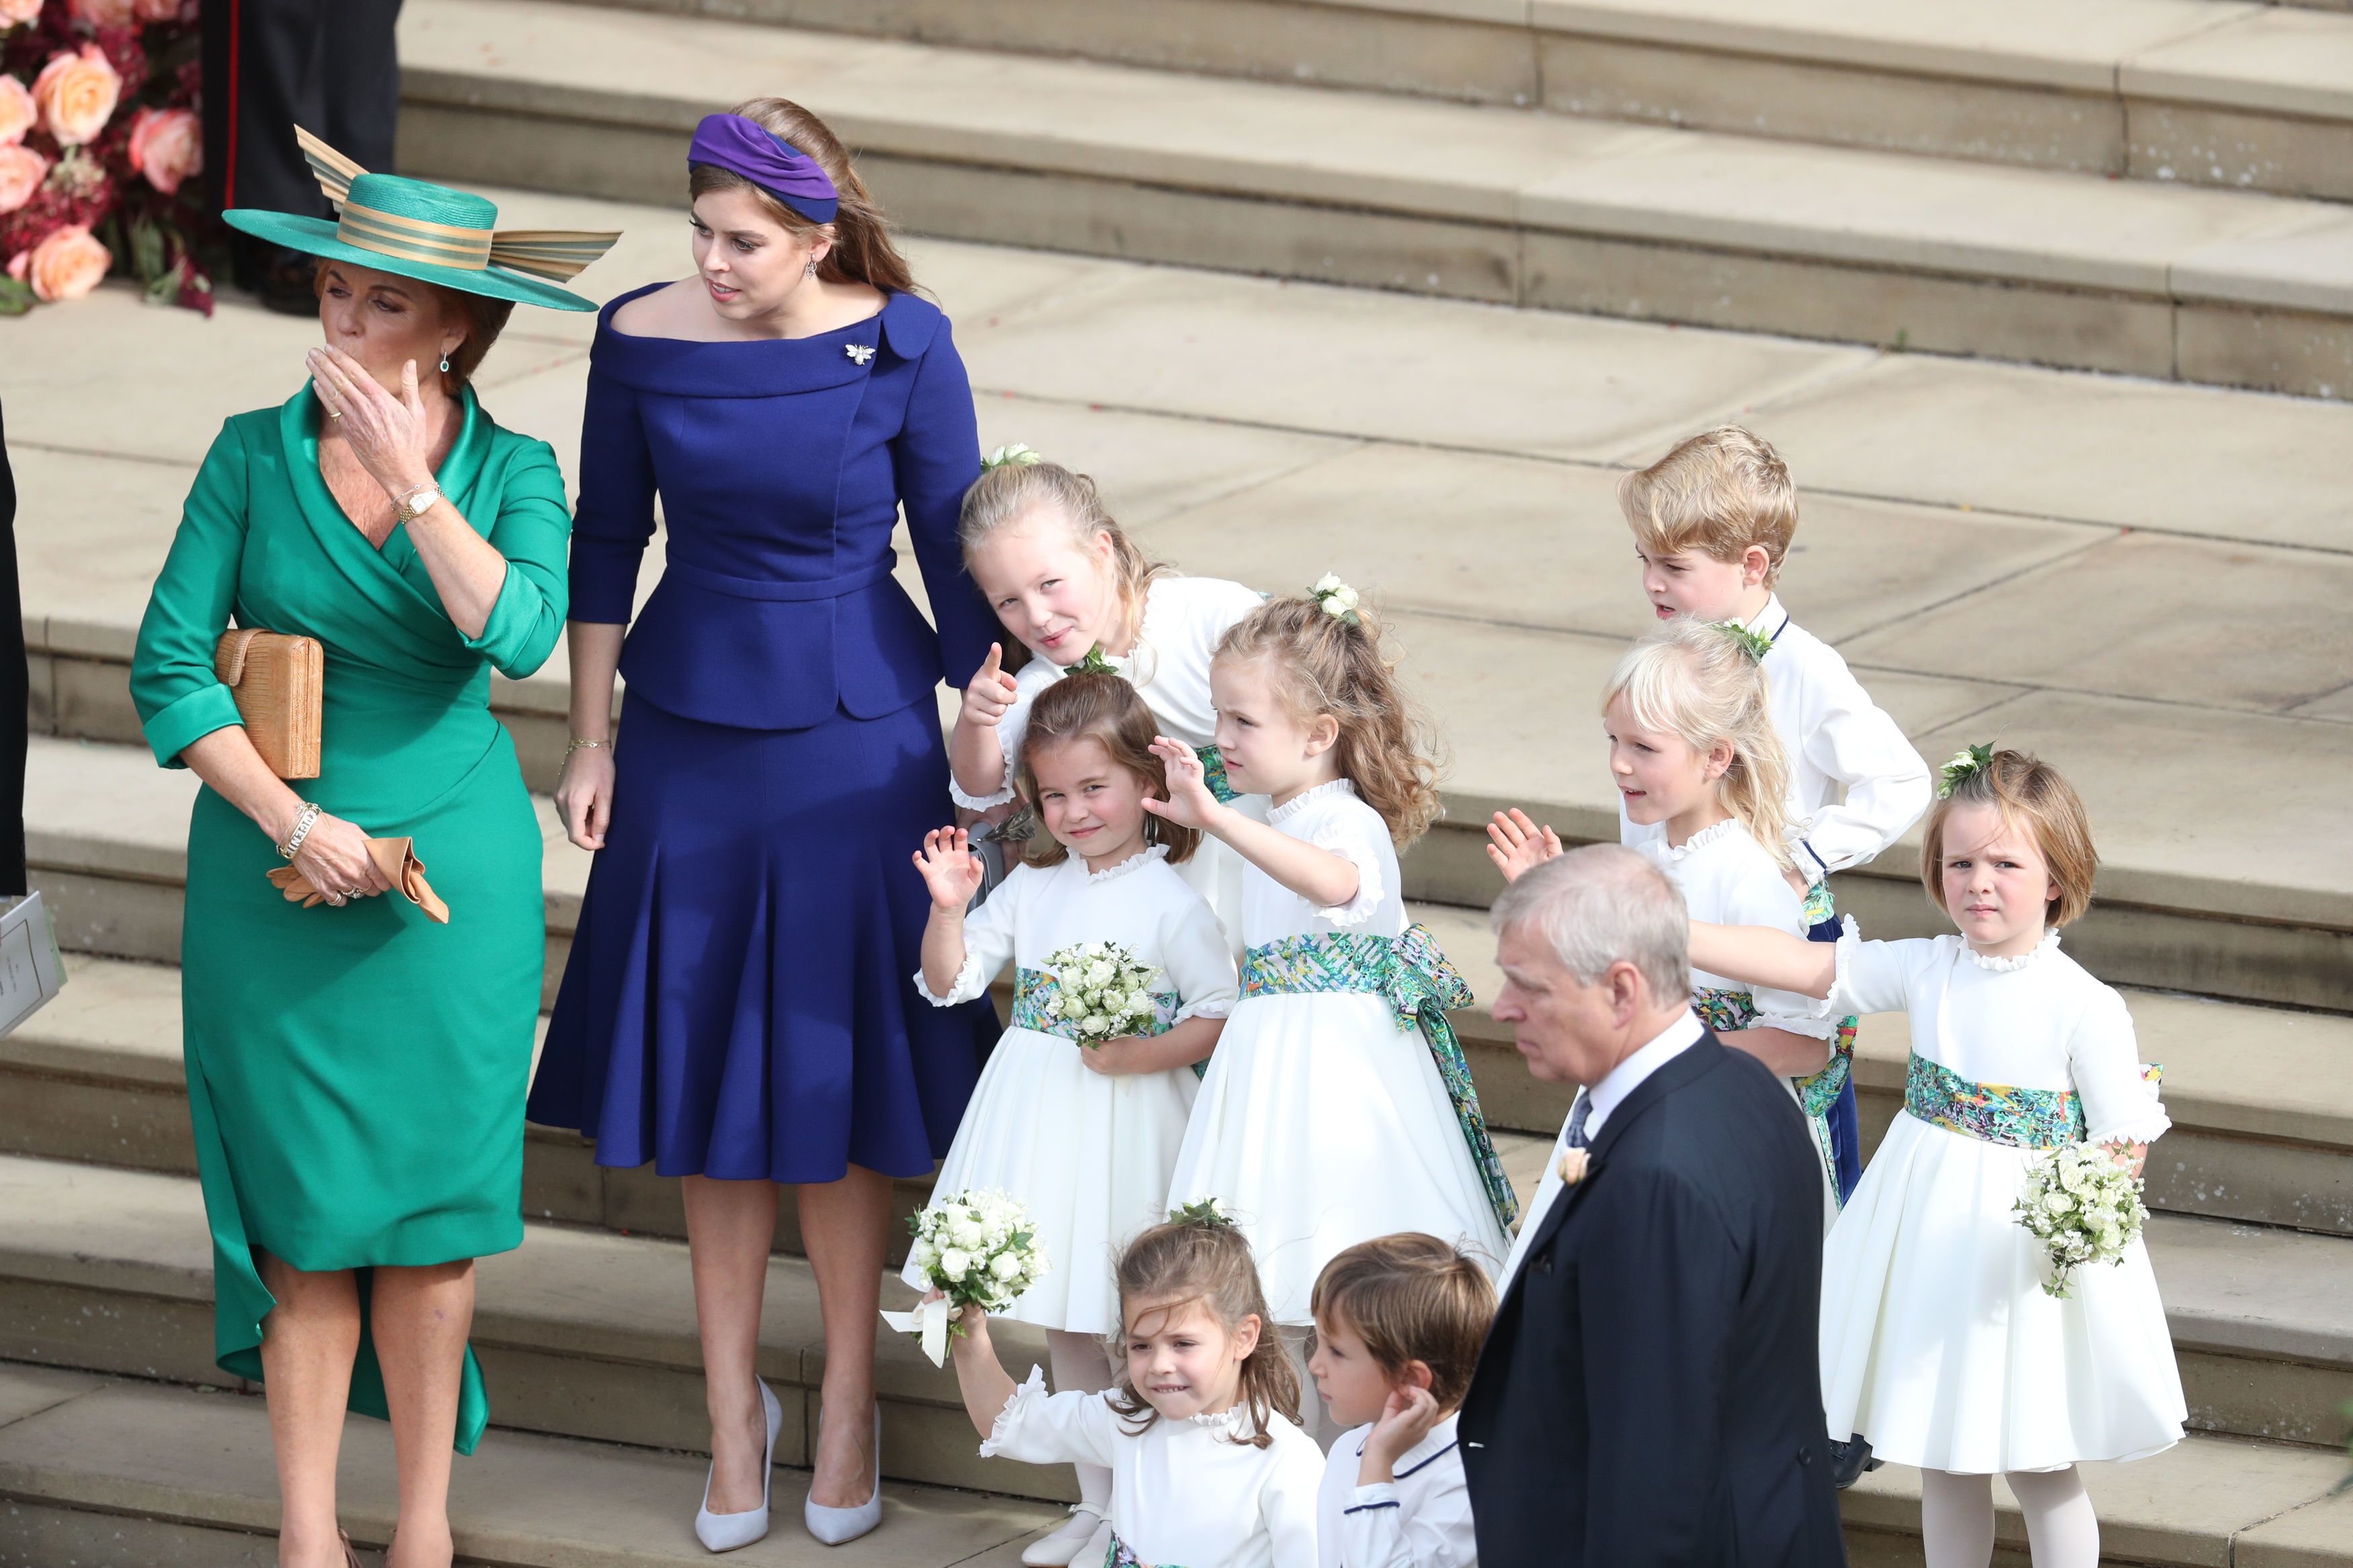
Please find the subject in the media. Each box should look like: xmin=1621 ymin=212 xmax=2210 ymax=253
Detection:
xmin=557 ymin=743 xmax=617 ymax=852
xmin=291 ymin=812 xmax=394 ymax=905
xmin=308 ymin=345 xmax=439 ymax=501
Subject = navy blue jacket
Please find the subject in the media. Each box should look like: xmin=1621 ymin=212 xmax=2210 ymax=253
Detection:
xmin=1458 ymin=1034 xmax=1846 ymax=1567
xmin=569 ymin=285 xmax=997 ymax=731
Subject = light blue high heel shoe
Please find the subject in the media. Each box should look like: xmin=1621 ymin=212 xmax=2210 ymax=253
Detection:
xmin=695 ymin=1378 xmax=783 ymax=1553
xmin=803 ymin=1404 xmax=883 ymax=1546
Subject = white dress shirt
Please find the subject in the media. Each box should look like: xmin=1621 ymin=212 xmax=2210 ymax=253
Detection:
xmin=1499 ymin=1008 xmax=1704 ymax=1286
xmin=1622 ymin=595 xmax=1930 ymax=880
xmin=1316 ymin=1413 xmax=1475 ymax=1568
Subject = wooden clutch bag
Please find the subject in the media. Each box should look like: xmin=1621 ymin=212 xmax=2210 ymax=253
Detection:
xmin=214 ymin=628 xmax=323 ymax=779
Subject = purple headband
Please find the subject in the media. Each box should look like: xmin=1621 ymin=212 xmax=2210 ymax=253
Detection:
xmin=688 ymin=113 xmax=840 ymax=224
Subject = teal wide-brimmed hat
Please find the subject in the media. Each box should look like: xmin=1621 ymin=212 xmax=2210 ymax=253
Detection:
xmin=223 ymin=128 xmax=619 ymax=312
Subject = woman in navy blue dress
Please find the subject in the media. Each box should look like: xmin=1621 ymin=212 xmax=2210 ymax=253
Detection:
xmin=526 ymin=101 xmax=998 ymax=1549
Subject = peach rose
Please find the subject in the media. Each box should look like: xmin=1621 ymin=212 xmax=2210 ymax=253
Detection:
xmin=71 ymin=0 xmax=139 ymax=25
xmin=19 ymin=223 xmax=112 ymax=302
xmin=127 ymin=106 xmax=198 ymax=194
xmin=0 ymin=144 xmax=47 ymax=214
xmin=32 ymin=46 xmax=122 ymax=148
xmin=0 ymin=0 xmax=44 ymax=27
xmin=0 ymin=76 xmax=34 ymax=149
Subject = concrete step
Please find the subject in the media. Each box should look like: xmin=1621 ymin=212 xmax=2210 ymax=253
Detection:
xmin=0 ymin=1153 xmax=2344 ymax=1483
xmin=0 ymin=1363 xmax=1063 ymax=1567
xmin=557 ymin=0 xmax=2353 ymax=203
xmin=12 ymin=915 xmax=2353 ymax=1244
xmin=396 ymin=0 xmax=2353 ymax=399
xmin=18 ymin=194 xmax=2352 ymax=1008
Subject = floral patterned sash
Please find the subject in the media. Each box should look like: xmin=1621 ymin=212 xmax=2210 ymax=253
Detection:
xmin=1012 ymin=967 xmax=1180 ymax=1040
xmin=1694 ymin=987 xmax=1849 ymax=1206
xmin=1105 ymin=1532 xmax=1176 ymax=1568
xmin=1905 ymin=1053 xmax=2087 ymax=1149
xmin=1239 ymin=925 xmax=1518 ymax=1230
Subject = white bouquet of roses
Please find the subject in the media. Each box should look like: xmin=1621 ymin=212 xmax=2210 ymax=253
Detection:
xmin=2013 ymin=1142 xmax=2149 ymax=1299
xmin=881 ymin=1188 xmax=1050 ymax=1365
xmin=1043 ymin=940 xmax=1164 ymax=1046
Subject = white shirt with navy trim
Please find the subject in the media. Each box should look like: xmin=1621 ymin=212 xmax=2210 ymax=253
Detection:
xmin=1315 ymin=1411 xmax=1475 ymax=1568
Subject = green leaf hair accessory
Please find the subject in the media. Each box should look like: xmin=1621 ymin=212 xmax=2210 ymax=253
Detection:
xmin=982 ymin=443 xmax=1043 ymax=472
xmin=1072 ymin=643 xmax=1123 ymax=676
xmin=1938 ymin=743 xmax=1997 ymax=799
xmin=1167 ymin=1196 xmax=1236 ymax=1229
xmin=1714 ymin=620 xmax=1776 ymax=664
xmin=1308 ymin=572 xmax=1363 ymax=627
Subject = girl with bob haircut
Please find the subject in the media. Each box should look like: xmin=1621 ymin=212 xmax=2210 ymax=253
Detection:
xmin=911 ymin=673 xmax=1238 ymax=1566
xmin=939 ymin=1211 xmax=1324 ymax=1568
xmin=1689 ymin=747 xmax=2184 ymax=1568
xmin=1490 ymin=619 xmax=1849 ymax=1220
xmin=949 ymin=453 xmax=1266 ymax=948
xmin=1153 ymin=584 xmax=1517 ymax=1440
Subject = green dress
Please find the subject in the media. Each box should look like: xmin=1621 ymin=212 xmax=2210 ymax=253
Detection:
xmin=129 ymin=386 xmax=568 ymax=1453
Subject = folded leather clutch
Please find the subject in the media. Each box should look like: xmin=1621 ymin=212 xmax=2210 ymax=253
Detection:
xmin=266 ymin=836 xmax=449 ymax=923
xmin=214 ymin=627 xmax=323 ymax=779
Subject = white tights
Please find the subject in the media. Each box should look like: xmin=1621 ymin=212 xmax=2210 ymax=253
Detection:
xmin=1045 ymin=1329 xmax=1118 ymax=1520
xmin=1920 ymin=1467 xmax=2100 ymax=1568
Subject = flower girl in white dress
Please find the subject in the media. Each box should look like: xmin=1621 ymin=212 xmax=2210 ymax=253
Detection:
xmin=948 ymin=454 xmax=1265 ymax=946
xmin=939 ymin=1211 xmax=1324 ymax=1568
xmin=1691 ymin=748 xmax=2184 ymax=1568
xmin=1149 ymin=586 xmax=1517 ymax=1438
xmin=1489 ymin=620 xmax=1847 ymax=1226
xmin=912 ymin=673 xmax=1238 ymax=1565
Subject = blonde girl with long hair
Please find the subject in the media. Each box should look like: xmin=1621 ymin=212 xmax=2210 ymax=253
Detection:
xmin=949 ymin=455 xmax=1265 ymax=949
xmin=1150 ymin=586 xmax=1517 ymax=1441
xmin=939 ymin=1214 xmax=1324 ymax=1568
xmin=1491 ymin=619 xmax=1848 ymax=1223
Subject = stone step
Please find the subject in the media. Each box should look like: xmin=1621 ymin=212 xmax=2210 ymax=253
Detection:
xmin=557 ymin=0 xmax=2353 ymax=203
xmin=1 ymin=1368 xmax=2346 ymax=1568
xmin=11 ymin=931 xmax=2352 ymax=1246
xmin=396 ymin=0 xmax=2353 ymax=399
xmin=0 ymin=1153 xmax=2343 ymax=1487
xmin=0 ymin=1363 xmax=1063 ymax=1567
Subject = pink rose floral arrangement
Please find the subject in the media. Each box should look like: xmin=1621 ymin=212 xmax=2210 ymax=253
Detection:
xmin=1 ymin=0 xmax=212 ymax=315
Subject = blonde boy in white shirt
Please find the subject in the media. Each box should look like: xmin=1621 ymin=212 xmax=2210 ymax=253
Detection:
xmin=1308 ymin=1234 xmax=1495 ymax=1568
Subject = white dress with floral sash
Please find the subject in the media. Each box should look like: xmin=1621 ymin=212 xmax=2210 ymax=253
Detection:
xmin=1815 ymin=924 xmax=2184 ymax=1473
xmin=912 ymin=847 xmax=1236 ymax=1335
xmin=1165 ymin=782 xmax=1513 ymax=1323
xmin=981 ymin=1370 xmax=1323 ymax=1568
xmin=951 ymin=574 xmax=1267 ymax=952
xmin=1638 ymin=819 xmax=1844 ymax=1226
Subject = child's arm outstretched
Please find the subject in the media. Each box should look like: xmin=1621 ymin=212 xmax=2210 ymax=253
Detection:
xmin=914 ymin=827 xmax=989 ymax=997
xmin=1143 ymin=737 xmax=1362 ymax=909
xmin=1687 ymin=921 xmax=1837 ymax=1001
xmin=949 ymin=643 xmax=1023 ymax=802
xmin=941 ymin=1299 xmax=1020 ymax=1440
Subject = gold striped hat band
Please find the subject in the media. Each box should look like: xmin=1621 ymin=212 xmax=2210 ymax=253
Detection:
xmin=296 ymin=127 xmax=617 ymax=283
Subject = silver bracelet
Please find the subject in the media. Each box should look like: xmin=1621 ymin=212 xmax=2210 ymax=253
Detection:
xmin=278 ymin=802 xmax=323 ymax=861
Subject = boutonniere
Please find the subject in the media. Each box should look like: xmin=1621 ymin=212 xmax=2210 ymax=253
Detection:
xmin=1556 ymin=1148 xmax=1592 ymax=1187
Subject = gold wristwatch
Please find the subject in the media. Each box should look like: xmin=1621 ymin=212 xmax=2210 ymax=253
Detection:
xmin=396 ymin=483 xmax=444 ymax=525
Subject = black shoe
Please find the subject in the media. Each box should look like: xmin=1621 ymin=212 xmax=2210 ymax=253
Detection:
xmin=1830 ymin=1436 xmax=1880 ymax=1490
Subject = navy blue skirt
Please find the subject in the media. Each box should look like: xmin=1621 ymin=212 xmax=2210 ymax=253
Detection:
xmin=528 ymin=694 xmax=996 ymax=1182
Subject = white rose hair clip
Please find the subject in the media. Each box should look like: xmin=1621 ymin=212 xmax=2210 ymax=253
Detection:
xmin=1938 ymin=743 xmax=1997 ymax=799
xmin=982 ymin=443 xmax=1043 ymax=472
xmin=1308 ymin=573 xmax=1363 ymax=627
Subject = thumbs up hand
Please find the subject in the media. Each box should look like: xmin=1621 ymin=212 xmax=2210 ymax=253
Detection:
xmin=961 ymin=643 xmax=1021 ymax=728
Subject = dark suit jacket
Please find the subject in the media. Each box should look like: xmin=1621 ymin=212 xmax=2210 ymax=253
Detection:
xmin=1458 ymin=1032 xmax=1845 ymax=1567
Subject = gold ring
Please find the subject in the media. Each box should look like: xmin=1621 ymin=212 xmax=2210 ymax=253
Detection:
xmin=328 ymin=409 xmax=342 ymax=420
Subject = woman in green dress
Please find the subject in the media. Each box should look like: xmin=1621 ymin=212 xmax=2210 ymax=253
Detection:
xmin=129 ymin=147 xmax=614 ymax=1568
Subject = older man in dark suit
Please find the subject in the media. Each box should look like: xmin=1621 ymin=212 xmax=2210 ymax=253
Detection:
xmin=1459 ymin=845 xmax=1844 ymax=1566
